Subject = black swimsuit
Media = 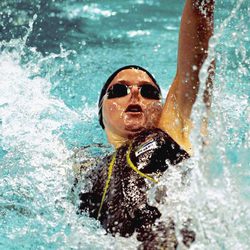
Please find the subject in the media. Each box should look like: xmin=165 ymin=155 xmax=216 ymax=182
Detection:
xmin=77 ymin=128 xmax=194 ymax=249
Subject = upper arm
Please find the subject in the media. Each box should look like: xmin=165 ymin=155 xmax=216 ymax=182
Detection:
xmin=158 ymin=0 xmax=214 ymax=153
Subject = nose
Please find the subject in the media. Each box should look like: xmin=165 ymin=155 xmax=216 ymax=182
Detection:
xmin=129 ymin=85 xmax=140 ymax=100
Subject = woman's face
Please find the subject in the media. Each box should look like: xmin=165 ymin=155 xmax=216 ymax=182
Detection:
xmin=102 ymin=69 xmax=163 ymax=139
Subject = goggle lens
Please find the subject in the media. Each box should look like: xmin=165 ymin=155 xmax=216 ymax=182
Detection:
xmin=140 ymin=84 xmax=161 ymax=100
xmin=107 ymin=84 xmax=128 ymax=98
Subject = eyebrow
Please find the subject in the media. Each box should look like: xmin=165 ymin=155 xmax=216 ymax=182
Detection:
xmin=111 ymin=80 xmax=155 ymax=86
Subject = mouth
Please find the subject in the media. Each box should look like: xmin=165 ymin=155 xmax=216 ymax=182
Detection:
xmin=125 ymin=104 xmax=143 ymax=113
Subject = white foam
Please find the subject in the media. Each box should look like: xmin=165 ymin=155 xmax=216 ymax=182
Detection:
xmin=82 ymin=4 xmax=116 ymax=19
xmin=127 ymin=30 xmax=151 ymax=38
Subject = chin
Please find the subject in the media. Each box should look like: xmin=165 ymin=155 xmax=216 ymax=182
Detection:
xmin=124 ymin=124 xmax=146 ymax=138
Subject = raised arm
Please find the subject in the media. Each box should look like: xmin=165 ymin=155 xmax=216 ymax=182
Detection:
xmin=158 ymin=0 xmax=215 ymax=153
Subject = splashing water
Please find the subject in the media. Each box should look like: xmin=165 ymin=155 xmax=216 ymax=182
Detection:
xmin=181 ymin=0 xmax=250 ymax=248
xmin=0 ymin=10 xmax=139 ymax=250
xmin=0 ymin=0 xmax=249 ymax=249
xmin=0 ymin=36 xmax=140 ymax=250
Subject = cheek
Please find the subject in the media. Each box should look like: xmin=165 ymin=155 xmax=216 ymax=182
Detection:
xmin=145 ymin=101 xmax=163 ymax=121
xmin=103 ymin=101 xmax=125 ymax=119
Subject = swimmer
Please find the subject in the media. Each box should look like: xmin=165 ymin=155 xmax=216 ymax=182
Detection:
xmin=75 ymin=0 xmax=215 ymax=249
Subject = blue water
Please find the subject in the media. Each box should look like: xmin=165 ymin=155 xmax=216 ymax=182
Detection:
xmin=0 ymin=0 xmax=249 ymax=249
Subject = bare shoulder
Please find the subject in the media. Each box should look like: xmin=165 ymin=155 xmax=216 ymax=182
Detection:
xmin=157 ymin=78 xmax=193 ymax=155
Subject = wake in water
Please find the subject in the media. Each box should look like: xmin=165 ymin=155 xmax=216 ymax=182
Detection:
xmin=0 ymin=37 xmax=139 ymax=249
xmin=0 ymin=0 xmax=249 ymax=249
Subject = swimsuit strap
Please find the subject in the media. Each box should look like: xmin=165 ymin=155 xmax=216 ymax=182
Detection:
xmin=97 ymin=143 xmax=158 ymax=219
xmin=126 ymin=143 xmax=158 ymax=184
xmin=97 ymin=152 xmax=117 ymax=219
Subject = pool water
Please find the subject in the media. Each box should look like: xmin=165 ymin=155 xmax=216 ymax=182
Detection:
xmin=0 ymin=0 xmax=249 ymax=249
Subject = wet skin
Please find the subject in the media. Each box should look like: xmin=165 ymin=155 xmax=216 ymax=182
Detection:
xmin=102 ymin=69 xmax=163 ymax=140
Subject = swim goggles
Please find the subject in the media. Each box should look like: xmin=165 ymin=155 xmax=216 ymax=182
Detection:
xmin=106 ymin=83 xmax=161 ymax=100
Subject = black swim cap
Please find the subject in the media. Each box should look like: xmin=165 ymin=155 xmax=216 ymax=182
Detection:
xmin=98 ymin=65 xmax=161 ymax=129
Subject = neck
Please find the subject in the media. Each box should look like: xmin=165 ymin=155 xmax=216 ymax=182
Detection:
xmin=105 ymin=129 xmax=128 ymax=148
